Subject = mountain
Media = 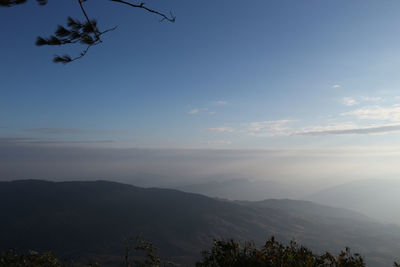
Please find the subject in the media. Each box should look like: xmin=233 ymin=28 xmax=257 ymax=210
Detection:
xmin=1 ymin=180 xmax=400 ymax=266
xmin=175 ymin=178 xmax=297 ymax=201
xmin=307 ymin=179 xmax=400 ymax=225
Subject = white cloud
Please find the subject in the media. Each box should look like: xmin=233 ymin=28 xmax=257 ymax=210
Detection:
xmin=341 ymin=97 xmax=358 ymax=106
xmin=207 ymin=127 xmax=235 ymax=133
xmin=246 ymin=120 xmax=400 ymax=137
xmin=219 ymin=117 xmax=400 ymax=137
xmin=188 ymin=109 xmax=199 ymax=115
xmin=361 ymin=96 xmax=384 ymax=102
xmin=331 ymin=84 xmax=341 ymax=88
xmin=247 ymin=120 xmax=292 ymax=137
xmin=343 ymin=105 xmax=400 ymax=121
xmin=212 ymin=100 xmax=228 ymax=106
xmin=293 ymin=123 xmax=400 ymax=136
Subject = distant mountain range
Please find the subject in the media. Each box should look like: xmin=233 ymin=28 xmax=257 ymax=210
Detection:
xmin=175 ymin=178 xmax=297 ymax=200
xmin=1 ymin=180 xmax=400 ymax=266
xmin=307 ymin=179 xmax=400 ymax=225
xmin=176 ymin=178 xmax=400 ymax=226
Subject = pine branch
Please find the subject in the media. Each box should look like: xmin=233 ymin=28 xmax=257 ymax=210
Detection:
xmin=109 ymin=0 xmax=175 ymax=22
xmin=2 ymin=0 xmax=175 ymax=63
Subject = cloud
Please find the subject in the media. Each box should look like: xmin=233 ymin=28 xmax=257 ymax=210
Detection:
xmin=207 ymin=127 xmax=235 ymax=133
xmin=247 ymin=120 xmax=291 ymax=137
xmin=331 ymin=84 xmax=341 ymax=88
xmin=188 ymin=109 xmax=199 ymax=115
xmin=0 ymin=137 xmax=117 ymax=145
xmin=205 ymin=140 xmax=232 ymax=145
xmin=293 ymin=123 xmax=400 ymax=136
xmin=343 ymin=105 xmax=400 ymax=121
xmin=341 ymin=97 xmax=358 ymax=106
xmin=361 ymin=96 xmax=384 ymax=102
xmin=26 ymin=128 xmax=85 ymax=134
xmin=249 ymin=120 xmax=400 ymax=137
xmin=30 ymin=139 xmax=118 ymax=145
xmin=188 ymin=100 xmax=226 ymax=115
xmin=217 ymin=118 xmax=400 ymax=137
xmin=212 ymin=100 xmax=228 ymax=106
xmin=0 ymin=137 xmax=36 ymax=143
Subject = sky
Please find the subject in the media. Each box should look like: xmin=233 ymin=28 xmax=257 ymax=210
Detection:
xmin=2 ymin=0 xmax=400 ymax=187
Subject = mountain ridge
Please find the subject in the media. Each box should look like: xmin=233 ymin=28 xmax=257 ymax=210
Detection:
xmin=1 ymin=179 xmax=400 ymax=266
xmin=307 ymin=179 xmax=400 ymax=225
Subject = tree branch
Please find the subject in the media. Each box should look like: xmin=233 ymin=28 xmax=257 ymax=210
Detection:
xmin=78 ymin=0 xmax=101 ymax=42
xmin=109 ymin=0 xmax=175 ymax=22
xmin=51 ymin=25 xmax=117 ymax=63
xmin=4 ymin=0 xmax=175 ymax=63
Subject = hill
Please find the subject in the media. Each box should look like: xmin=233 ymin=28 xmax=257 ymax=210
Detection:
xmin=1 ymin=180 xmax=400 ymax=266
xmin=175 ymin=178 xmax=297 ymax=201
xmin=307 ymin=179 xmax=400 ymax=225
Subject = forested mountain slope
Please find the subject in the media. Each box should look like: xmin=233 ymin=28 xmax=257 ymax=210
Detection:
xmin=1 ymin=180 xmax=399 ymax=266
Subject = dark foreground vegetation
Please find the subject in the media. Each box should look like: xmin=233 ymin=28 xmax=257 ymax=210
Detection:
xmin=3 ymin=237 xmax=396 ymax=267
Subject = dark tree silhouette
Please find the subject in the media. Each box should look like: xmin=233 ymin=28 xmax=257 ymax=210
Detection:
xmin=0 ymin=0 xmax=175 ymax=63
xmin=196 ymin=237 xmax=367 ymax=267
xmin=1 ymin=237 xmax=399 ymax=266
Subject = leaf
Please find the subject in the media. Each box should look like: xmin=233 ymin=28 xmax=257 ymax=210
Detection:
xmin=55 ymin=25 xmax=70 ymax=37
xmin=35 ymin=36 xmax=48 ymax=46
xmin=53 ymin=55 xmax=72 ymax=64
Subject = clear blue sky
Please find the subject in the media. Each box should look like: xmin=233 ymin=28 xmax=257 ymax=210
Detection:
xmin=2 ymin=0 xmax=400 ymax=149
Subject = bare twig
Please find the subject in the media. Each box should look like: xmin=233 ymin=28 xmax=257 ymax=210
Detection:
xmin=109 ymin=0 xmax=175 ymax=22
xmin=100 ymin=25 xmax=118 ymax=35
xmin=71 ymin=44 xmax=91 ymax=61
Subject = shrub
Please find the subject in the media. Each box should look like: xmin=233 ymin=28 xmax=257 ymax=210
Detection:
xmin=196 ymin=237 xmax=366 ymax=267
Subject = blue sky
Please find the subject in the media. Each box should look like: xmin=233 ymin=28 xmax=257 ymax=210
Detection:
xmin=2 ymin=0 xmax=400 ymax=149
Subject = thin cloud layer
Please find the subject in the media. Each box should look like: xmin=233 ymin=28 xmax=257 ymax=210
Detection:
xmin=341 ymin=97 xmax=358 ymax=106
xmin=0 ymin=137 xmax=117 ymax=145
xmin=26 ymin=128 xmax=85 ymax=134
xmin=344 ymin=105 xmax=400 ymax=121
xmin=247 ymin=120 xmax=291 ymax=137
xmin=361 ymin=96 xmax=384 ymax=102
xmin=189 ymin=100 xmax=228 ymax=116
xmin=212 ymin=100 xmax=228 ymax=106
xmin=293 ymin=124 xmax=400 ymax=136
xmin=207 ymin=127 xmax=235 ymax=133
xmin=205 ymin=94 xmax=400 ymax=138
xmin=205 ymin=140 xmax=232 ymax=145
xmin=209 ymin=120 xmax=400 ymax=137
xmin=0 ymin=137 xmax=36 ymax=143
xmin=188 ymin=109 xmax=199 ymax=115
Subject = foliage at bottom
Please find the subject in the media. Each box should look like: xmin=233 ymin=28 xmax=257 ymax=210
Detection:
xmin=1 ymin=237 xmax=399 ymax=267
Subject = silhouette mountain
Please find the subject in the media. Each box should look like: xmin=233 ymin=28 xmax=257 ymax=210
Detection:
xmin=1 ymin=180 xmax=400 ymax=266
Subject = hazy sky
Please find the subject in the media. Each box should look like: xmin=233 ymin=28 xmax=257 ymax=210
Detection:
xmin=2 ymin=0 xmax=400 ymax=186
